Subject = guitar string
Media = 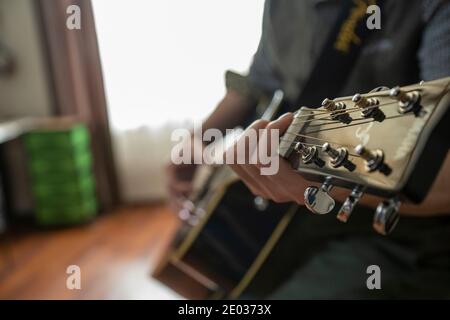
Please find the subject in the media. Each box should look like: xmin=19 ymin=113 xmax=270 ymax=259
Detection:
xmin=276 ymin=89 xmax=420 ymax=157
xmin=282 ymin=132 xmax=346 ymax=146
xmin=289 ymin=88 xmax=419 ymax=120
xmin=281 ymin=132 xmax=358 ymax=152
xmin=282 ymin=129 xmax=364 ymax=150
xmin=278 ymin=138 xmax=362 ymax=158
xmin=290 ymin=100 xmax=399 ymax=126
xmin=305 ymin=116 xmax=373 ymax=128
xmin=280 ymin=112 xmax=413 ymax=152
xmin=278 ymin=105 xmax=394 ymax=149
xmin=278 ymin=140 xmax=322 ymax=148
xmin=304 ymin=113 xmax=412 ymax=135
xmin=306 ymin=112 xmax=400 ymax=129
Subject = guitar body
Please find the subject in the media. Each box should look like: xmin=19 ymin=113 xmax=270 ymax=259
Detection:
xmin=153 ymin=174 xmax=298 ymax=299
xmin=153 ymin=92 xmax=301 ymax=299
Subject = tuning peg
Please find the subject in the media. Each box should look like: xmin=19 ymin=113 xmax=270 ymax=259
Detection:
xmin=178 ymin=200 xmax=202 ymax=226
xmin=337 ymin=185 xmax=365 ymax=222
xmin=354 ymin=144 xmax=391 ymax=175
xmin=254 ymin=196 xmax=269 ymax=211
xmin=352 ymin=93 xmax=375 ymax=108
xmin=321 ymin=98 xmax=351 ymax=123
xmin=322 ymin=143 xmax=355 ymax=171
xmin=294 ymin=142 xmax=325 ymax=167
xmin=322 ymin=98 xmax=346 ymax=113
xmin=373 ymin=197 xmax=401 ymax=235
xmin=304 ymin=177 xmax=335 ymax=215
xmin=321 ymin=98 xmax=334 ymax=110
xmin=352 ymin=93 xmax=385 ymax=121
xmin=389 ymin=86 xmax=421 ymax=114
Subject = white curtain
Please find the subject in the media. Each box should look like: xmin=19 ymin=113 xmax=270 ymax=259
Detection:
xmin=92 ymin=0 xmax=264 ymax=202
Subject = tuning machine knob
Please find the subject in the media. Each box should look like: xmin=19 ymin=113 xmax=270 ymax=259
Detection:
xmin=178 ymin=200 xmax=202 ymax=226
xmin=352 ymin=93 xmax=385 ymax=122
xmin=304 ymin=177 xmax=335 ymax=215
xmin=337 ymin=185 xmax=365 ymax=222
xmin=322 ymin=143 xmax=356 ymax=171
xmin=354 ymin=144 xmax=391 ymax=176
xmin=254 ymin=196 xmax=269 ymax=211
xmin=322 ymin=98 xmax=351 ymax=124
xmin=373 ymin=197 xmax=401 ymax=235
xmin=389 ymin=86 xmax=421 ymax=114
xmin=294 ymin=142 xmax=325 ymax=167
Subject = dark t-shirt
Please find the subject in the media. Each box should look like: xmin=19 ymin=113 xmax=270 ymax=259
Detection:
xmin=248 ymin=0 xmax=450 ymax=101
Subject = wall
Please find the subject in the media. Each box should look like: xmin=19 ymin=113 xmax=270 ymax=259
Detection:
xmin=0 ymin=0 xmax=53 ymax=218
xmin=0 ymin=0 xmax=52 ymax=118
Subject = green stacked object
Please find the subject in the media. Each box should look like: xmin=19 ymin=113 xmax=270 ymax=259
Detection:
xmin=24 ymin=122 xmax=97 ymax=226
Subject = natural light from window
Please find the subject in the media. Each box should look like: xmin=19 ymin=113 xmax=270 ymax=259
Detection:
xmin=92 ymin=0 xmax=264 ymax=130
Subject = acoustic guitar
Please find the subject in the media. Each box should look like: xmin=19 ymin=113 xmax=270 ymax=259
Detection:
xmin=153 ymin=77 xmax=450 ymax=299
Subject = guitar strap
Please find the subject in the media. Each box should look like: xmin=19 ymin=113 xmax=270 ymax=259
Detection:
xmin=292 ymin=0 xmax=384 ymax=109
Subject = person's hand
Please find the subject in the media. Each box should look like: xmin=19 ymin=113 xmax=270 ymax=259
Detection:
xmin=166 ymin=162 xmax=198 ymax=212
xmin=166 ymin=135 xmax=202 ymax=213
xmin=227 ymin=112 xmax=450 ymax=216
xmin=227 ymin=112 xmax=318 ymax=204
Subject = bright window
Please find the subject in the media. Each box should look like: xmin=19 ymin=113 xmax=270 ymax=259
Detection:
xmin=93 ymin=0 xmax=264 ymax=130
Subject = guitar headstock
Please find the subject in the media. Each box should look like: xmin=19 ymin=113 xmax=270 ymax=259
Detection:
xmin=279 ymin=77 xmax=450 ymax=234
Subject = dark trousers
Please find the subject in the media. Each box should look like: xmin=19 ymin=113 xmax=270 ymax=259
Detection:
xmin=268 ymin=206 xmax=450 ymax=299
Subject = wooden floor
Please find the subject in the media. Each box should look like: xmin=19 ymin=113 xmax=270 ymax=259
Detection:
xmin=0 ymin=204 xmax=182 ymax=300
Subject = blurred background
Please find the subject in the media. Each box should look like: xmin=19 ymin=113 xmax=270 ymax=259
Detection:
xmin=0 ymin=0 xmax=263 ymax=299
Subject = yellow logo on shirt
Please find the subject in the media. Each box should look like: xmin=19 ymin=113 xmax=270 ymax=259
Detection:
xmin=334 ymin=0 xmax=377 ymax=53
